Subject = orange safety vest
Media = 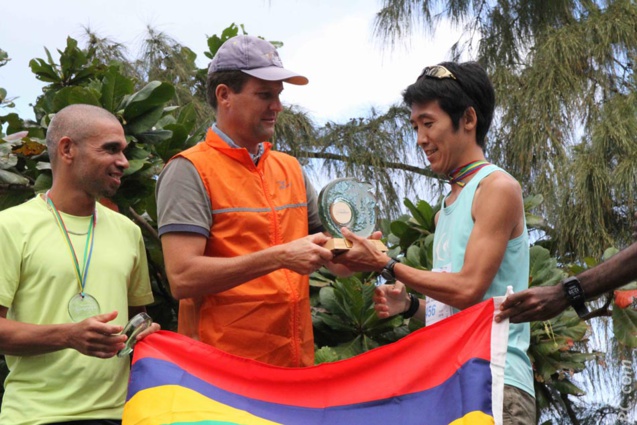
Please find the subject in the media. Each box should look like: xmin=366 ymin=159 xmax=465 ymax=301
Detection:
xmin=172 ymin=129 xmax=314 ymax=367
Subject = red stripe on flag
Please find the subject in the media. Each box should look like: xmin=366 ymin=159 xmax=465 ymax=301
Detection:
xmin=132 ymin=299 xmax=495 ymax=408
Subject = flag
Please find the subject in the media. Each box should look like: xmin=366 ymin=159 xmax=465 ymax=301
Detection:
xmin=123 ymin=298 xmax=508 ymax=425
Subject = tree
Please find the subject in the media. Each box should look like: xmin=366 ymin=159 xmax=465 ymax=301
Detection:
xmin=0 ymin=49 xmax=14 ymax=109
xmin=277 ymin=105 xmax=445 ymax=219
xmin=374 ymin=0 xmax=637 ymax=261
xmin=0 ymin=37 xmax=188 ymax=329
xmin=1 ymin=15 xmax=635 ymax=421
xmin=373 ymin=1 xmax=637 ymax=423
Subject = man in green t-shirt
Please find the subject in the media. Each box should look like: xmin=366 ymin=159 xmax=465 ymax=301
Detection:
xmin=0 ymin=104 xmax=159 ymax=425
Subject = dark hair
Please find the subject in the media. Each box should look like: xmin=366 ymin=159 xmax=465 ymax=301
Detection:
xmin=206 ymin=70 xmax=251 ymax=109
xmin=402 ymin=61 xmax=495 ymax=147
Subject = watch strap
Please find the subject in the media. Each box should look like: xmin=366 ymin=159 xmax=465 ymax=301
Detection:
xmin=571 ymin=302 xmax=589 ymax=318
xmin=381 ymin=258 xmax=398 ymax=281
xmin=402 ymin=293 xmax=420 ymax=319
xmin=562 ymin=276 xmax=589 ymax=318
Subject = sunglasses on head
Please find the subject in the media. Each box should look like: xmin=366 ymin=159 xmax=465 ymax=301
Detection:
xmin=418 ymin=65 xmax=456 ymax=81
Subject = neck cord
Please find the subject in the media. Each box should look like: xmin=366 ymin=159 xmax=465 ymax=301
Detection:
xmin=44 ymin=191 xmax=96 ymax=296
xmin=448 ymin=160 xmax=490 ymax=187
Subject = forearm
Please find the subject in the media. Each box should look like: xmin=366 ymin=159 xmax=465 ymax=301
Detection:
xmin=394 ymin=263 xmax=488 ymax=310
xmin=0 ymin=318 xmax=72 ymax=356
xmin=578 ymin=242 xmax=637 ymax=299
xmin=164 ymin=231 xmax=332 ymax=299
xmin=336 ymin=243 xmax=489 ymax=309
xmin=167 ymin=244 xmax=288 ymax=299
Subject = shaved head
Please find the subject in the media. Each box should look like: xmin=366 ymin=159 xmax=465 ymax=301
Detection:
xmin=46 ymin=104 xmax=121 ymax=167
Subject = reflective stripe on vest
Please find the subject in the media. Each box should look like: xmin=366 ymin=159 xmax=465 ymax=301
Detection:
xmin=172 ymin=129 xmax=313 ymax=367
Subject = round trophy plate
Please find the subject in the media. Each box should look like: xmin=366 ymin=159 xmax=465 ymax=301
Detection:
xmin=318 ymin=178 xmax=377 ymax=239
xmin=117 ymin=312 xmax=153 ymax=357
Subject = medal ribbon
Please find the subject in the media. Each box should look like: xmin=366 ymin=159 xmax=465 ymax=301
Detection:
xmin=448 ymin=160 xmax=490 ymax=187
xmin=45 ymin=193 xmax=96 ymax=296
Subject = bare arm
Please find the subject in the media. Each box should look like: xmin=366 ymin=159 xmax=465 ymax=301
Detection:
xmin=577 ymin=242 xmax=637 ymax=298
xmin=0 ymin=307 xmax=126 ymax=358
xmin=335 ymin=172 xmax=524 ymax=310
xmin=497 ymin=242 xmax=637 ymax=323
xmin=162 ymin=232 xmax=335 ymax=299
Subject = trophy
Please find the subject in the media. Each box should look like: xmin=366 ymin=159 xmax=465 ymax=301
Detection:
xmin=117 ymin=312 xmax=153 ymax=357
xmin=318 ymin=177 xmax=387 ymax=253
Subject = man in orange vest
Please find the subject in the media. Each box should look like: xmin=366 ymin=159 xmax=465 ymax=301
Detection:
xmin=156 ymin=35 xmax=342 ymax=367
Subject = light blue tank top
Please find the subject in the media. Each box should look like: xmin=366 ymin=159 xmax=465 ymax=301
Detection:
xmin=433 ymin=164 xmax=535 ymax=397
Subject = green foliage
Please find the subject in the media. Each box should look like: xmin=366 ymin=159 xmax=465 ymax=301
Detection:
xmin=375 ymin=0 xmax=637 ymax=262
xmin=527 ymin=246 xmax=598 ymax=406
xmin=2 ymin=15 xmax=636 ymax=421
xmin=527 ymin=244 xmax=637 ymax=421
xmin=390 ymin=198 xmax=437 ymax=262
xmin=204 ymin=23 xmax=246 ymax=60
xmin=373 ymin=3 xmax=637 ymax=416
xmin=0 ymin=49 xmax=14 ymax=109
xmin=314 ymin=346 xmax=341 ymax=364
xmin=562 ymin=250 xmax=637 ymax=349
xmin=0 ymin=35 xmax=200 ymax=332
xmin=310 ymin=106 xmax=437 ymax=219
xmin=203 ymin=23 xmax=283 ymax=61
xmin=29 ymin=38 xmax=97 ymax=88
xmin=0 ymin=50 xmax=8 ymax=68
xmin=312 ymin=198 xmax=437 ymax=362
xmin=612 ymin=305 xmax=637 ymax=348
xmin=312 ymin=274 xmax=406 ymax=361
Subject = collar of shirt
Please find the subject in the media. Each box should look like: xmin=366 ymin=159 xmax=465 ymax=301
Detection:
xmin=212 ymin=124 xmax=264 ymax=165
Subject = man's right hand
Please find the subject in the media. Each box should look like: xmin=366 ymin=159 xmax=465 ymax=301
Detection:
xmin=280 ymin=233 xmax=334 ymax=275
xmin=68 ymin=310 xmax=127 ymax=359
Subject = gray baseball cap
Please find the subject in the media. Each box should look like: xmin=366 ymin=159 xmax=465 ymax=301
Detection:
xmin=208 ymin=35 xmax=308 ymax=85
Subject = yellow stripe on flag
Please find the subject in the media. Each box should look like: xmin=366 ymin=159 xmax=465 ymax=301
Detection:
xmin=123 ymin=385 xmax=282 ymax=425
xmin=449 ymin=410 xmax=495 ymax=424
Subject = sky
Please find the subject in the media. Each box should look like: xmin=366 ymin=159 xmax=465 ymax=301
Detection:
xmin=0 ymin=0 xmax=463 ymax=125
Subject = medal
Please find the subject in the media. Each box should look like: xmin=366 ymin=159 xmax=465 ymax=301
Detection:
xmin=45 ymin=192 xmax=100 ymax=322
xmin=68 ymin=293 xmax=101 ymax=322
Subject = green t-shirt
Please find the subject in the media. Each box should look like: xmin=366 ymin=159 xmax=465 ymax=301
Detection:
xmin=0 ymin=196 xmax=154 ymax=425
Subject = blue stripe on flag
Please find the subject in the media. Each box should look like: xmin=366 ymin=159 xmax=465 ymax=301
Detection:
xmin=127 ymin=357 xmax=493 ymax=425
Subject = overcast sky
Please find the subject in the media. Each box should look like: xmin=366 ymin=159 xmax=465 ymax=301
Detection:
xmin=1 ymin=0 xmax=463 ymax=124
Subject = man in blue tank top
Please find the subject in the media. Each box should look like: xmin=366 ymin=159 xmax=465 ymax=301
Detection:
xmin=334 ymin=62 xmax=535 ymax=424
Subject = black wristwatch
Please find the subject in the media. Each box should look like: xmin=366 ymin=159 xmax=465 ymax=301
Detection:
xmin=402 ymin=293 xmax=420 ymax=319
xmin=380 ymin=258 xmax=398 ymax=281
xmin=561 ymin=276 xmax=589 ymax=318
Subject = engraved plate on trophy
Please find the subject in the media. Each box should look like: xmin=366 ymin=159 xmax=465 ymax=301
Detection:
xmin=318 ymin=177 xmax=387 ymax=253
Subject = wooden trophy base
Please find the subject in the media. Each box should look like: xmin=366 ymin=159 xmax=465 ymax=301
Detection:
xmin=325 ymin=238 xmax=388 ymax=254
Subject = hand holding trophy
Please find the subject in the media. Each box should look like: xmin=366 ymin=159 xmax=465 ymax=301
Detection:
xmin=117 ymin=312 xmax=153 ymax=357
xmin=318 ymin=178 xmax=387 ymax=253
